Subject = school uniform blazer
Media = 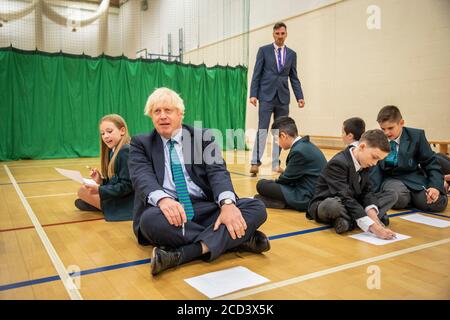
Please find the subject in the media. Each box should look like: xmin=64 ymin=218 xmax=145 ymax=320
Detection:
xmin=249 ymin=44 xmax=304 ymax=104
xmin=275 ymin=136 xmax=327 ymax=211
xmin=307 ymin=147 xmax=378 ymax=222
xmin=128 ymin=124 xmax=236 ymax=241
xmin=98 ymin=144 xmax=134 ymax=221
xmin=370 ymin=127 xmax=445 ymax=193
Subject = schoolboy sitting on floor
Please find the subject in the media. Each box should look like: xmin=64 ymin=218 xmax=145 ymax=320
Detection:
xmin=307 ymin=129 xmax=398 ymax=240
xmin=371 ymin=105 xmax=448 ymax=212
xmin=255 ymin=116 xmax=327 ymax=211
xmin=342 ymin=117 xmax=365 ymax=147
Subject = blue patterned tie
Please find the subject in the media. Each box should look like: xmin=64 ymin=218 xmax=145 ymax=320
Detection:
xmin=277 ymin=47 xmax=283 ymax=71
xmin=168 ymin=140 xmax=195 ymax=220
xmin=385 ymin=140 xmax=398 ymax=167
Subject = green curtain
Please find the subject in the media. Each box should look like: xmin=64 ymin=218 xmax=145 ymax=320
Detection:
xmin=0 ymin=47 xmax=248 ymax=160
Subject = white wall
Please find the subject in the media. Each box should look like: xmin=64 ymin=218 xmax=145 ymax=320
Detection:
xmin=185 ymin=0 xmax=450 ymax=141
xmin=2 ymin=0 xmax=449 ymax=140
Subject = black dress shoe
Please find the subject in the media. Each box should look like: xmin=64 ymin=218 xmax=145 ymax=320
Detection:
xmin=380 ymin=214 xmax=390 ymax=226
xmin=74 ymin=199 xmax=100 ymax=212
xmin=254 ymin=194 xmax=286 ymax=209
xmin=334 ymin=217 xmax=351 ymax=234
xmin=250 ymin=164 xmax=260 ymax=177
xmin=151 ymin=247 xmax=182 ymax=276
xmin=233 ymin=230 xmax=271 ymax=254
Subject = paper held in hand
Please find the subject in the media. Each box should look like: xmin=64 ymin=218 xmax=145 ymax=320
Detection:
xmin=55 ymin=168 xmax=98 ymax=186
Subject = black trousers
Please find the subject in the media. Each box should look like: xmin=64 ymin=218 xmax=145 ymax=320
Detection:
xmin=137 ymin=198 xmax=267 ymax=261
xmin=256 ymin=179 xmax=287 ymax=203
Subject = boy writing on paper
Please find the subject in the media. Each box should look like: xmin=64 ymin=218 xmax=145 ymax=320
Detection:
xmin=307 ymin=130 xmax=398 ymax=239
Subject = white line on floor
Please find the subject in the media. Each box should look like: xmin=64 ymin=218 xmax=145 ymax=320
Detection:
xmin=4 ymin=165 xmax=83 ymax=300
xmin=215 ymin=237 xmax=450 ymax=300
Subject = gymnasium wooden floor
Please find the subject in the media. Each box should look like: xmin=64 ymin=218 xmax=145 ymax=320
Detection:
xmin=1 ymin=149 xmax=449 ymax=300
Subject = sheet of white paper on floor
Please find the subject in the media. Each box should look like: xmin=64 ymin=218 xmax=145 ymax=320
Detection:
xmin=349 ymin=232 xmax=410 ymax=245
xmin=184 ymin=266 xmax=270 ymax=298
xmin=400 ymin=213 xmax=450 ymax=228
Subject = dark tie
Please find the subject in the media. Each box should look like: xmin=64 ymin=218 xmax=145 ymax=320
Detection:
xmin=168 ymin=140 xmax=194 ymax=220
xmin=277 ymin=47 xmax=283 ymax=71
xmin=385 ymin=140 xmax=398 ymax=167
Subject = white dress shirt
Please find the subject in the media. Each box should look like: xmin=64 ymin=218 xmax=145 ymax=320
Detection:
xmin=148 ymin=129 xmax=235 ymax=207
xmin=273 ymin=43 xmax=286 ymax=71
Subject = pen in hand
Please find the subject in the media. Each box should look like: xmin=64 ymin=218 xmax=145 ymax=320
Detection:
xmin=422 ymin=185 xmax=434 ymax=203
xmin=86 ymin=166 xmax=103 ymax=179
xmin=181 ymin=203 xmax=185 ymax=237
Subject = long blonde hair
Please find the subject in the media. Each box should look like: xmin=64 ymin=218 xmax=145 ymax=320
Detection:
xmin=99 ymin=114 xmax=131 ymax=179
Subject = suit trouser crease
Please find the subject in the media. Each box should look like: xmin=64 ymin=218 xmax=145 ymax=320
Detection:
xmin=138 ymin=198 xmax=267 ymax=261
xmin=252 ymin=98 xmax=289 ymax=169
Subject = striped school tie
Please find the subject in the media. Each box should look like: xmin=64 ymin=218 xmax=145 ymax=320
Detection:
xmin=168 ymin=140 xmax=195 ymax=220
xmin=385 ymin=140 xmax=398 ymax=167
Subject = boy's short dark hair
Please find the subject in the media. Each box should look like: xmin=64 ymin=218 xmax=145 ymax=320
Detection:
xmin=273 ymin=22 xmax=287 ymax=30
xmin=271 ymin=116 xmax=298 ymax=138
xmin=360 ymin=129 xmax=390 ymax=153
xmin=377 ymin=105 xmax=403 ymax=123
xmin=343 ymin=117 xmax=366 ymax=141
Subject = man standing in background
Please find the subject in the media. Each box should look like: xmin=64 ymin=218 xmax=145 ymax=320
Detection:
xmin=249 ymin=21 xmax=305 ymax=176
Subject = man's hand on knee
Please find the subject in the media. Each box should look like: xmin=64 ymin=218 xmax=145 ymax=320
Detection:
xmin=157 ymin=197 xmax=186 ymax=227
xmin=213 ymin=204 xmax=247 ymax=240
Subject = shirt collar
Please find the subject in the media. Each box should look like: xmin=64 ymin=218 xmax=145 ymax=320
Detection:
xmin=349 ymin=146 xmax=362 ymax=172
xmin=273 ymin=43 xmax=285 ymax=50
xmin=390 ymin=129 xmax=402 ymax=145
xmin=160 ymin=127 xmax=183 ymax=146
xmin=292 ymin=135 xmax=302 ymax=145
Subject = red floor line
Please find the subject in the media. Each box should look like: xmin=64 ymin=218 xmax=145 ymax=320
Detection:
xmin=0 ymin=217 xmax=105 ymax=233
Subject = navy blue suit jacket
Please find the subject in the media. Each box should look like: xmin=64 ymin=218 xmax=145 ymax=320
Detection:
xmin=250 ymin=44 xmax=304 ymax=104
xmin=128 ymin=125 xmax=236 ymax=241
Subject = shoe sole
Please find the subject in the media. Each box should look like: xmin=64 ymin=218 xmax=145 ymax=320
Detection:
xmin=334 ymin=219 xmax=350 ymax=234
xmin=150 ymin=247 xmax=158 ymax=276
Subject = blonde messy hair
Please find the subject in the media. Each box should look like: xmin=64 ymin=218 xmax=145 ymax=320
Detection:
xmin=144 ymin=87 xmax=185 ymax=117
